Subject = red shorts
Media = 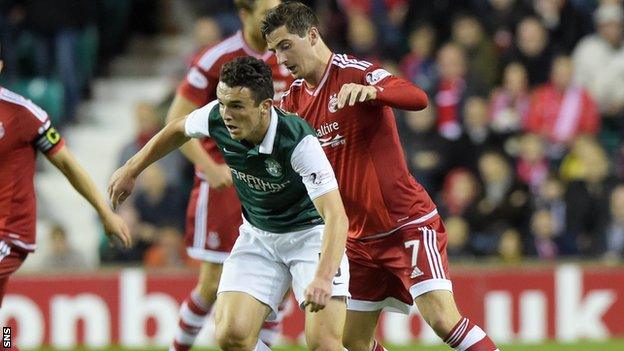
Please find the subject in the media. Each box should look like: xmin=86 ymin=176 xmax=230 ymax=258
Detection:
xmin=0 ymin=240 xmax=28 ymax=306
xmin=346 ymin=216 xmax=452 ymax=314
xmin=185 ymin=178 xmax=242 ymax=263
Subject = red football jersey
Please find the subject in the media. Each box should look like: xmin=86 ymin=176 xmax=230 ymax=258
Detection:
xmin=281 ymin=54 xmax=437 ymax=239
xmin=0 ymin=87 xmax=65 ymax=251
xmin=177 ymin=30 xmax=294 ymax=170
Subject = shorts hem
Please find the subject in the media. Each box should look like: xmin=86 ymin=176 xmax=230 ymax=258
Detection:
xmin=409 ymin=278 xmax=453 ymax=299
xmin=187 ymin=247 xmax=230 ymax=263
xmin=217 ymin=288 xmax=279 ymax=321
xmin=347 ymin=297 xmax=411 ymax=314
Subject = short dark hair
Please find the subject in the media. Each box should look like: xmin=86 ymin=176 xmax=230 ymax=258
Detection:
xmin=219 ymin=56 xmax=274 ymax=105
xmin=233 ymin=0 xmax=256 ymax=12
xmin=261 ymin=2 xmax=319 ymax=39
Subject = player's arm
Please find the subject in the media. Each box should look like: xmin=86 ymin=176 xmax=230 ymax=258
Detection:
xmin=336 ymin=67 xmax=428 ymax=111
xmin=166 ymin=93 xmax=232 ymax=189
xmin=291 ymin=135 xmax=348 ymax=312
xmin=45 ymin=146 xmax=132 ymax=248
xmin=307 ymin=189 xmax=348 ymax=312
xmin=108 ymin=116 xmax=192 ymax=209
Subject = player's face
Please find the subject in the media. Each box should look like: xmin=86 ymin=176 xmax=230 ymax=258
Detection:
xmin=216 ymin=81 xmax=270 ymax=143
xmin=266 ymin=25 xmax=315 ymax=79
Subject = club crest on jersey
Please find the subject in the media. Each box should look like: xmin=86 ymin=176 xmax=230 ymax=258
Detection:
xmin=0 ymin=122 xmax=4 ymax=140
xmin=265 ymin=158 xmax=282 ymax=177
xmin=328 ymin=93 xmax=339 ymax=113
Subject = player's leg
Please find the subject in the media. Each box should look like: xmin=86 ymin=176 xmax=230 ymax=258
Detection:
xmin=304 ymin=297 xmax=347 ymax=351
xmin=0 ymin=240 xmax=28 ymax=351
xmin=342 ymin=237 xmax=409 ymax=351
xmin=214 ymin=291 xmax=271 ymax=351
xmin=408 ymin=219 xmax=499 ymax=351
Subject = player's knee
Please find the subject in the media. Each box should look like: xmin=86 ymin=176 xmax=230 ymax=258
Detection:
xmin=421 ymin=306 xmax=460 ymax=337
xmin=215 ymin=323 xmax=256 ymax=351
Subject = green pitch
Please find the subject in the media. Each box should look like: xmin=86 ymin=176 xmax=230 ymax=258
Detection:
xmin=30 ymin=340 xmax=624 ymax=351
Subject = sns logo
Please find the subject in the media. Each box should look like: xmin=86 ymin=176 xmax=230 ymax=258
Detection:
xmin=328 ymin=93 xmax=339 ymax=113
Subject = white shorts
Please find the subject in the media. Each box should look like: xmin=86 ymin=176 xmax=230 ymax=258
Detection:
xmin=218 ymin=220 xmax=350 ymax=320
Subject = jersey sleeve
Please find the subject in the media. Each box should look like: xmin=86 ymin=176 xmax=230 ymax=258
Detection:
xmin=18 ymin=105 xmax=65 ymax=155
xmin=184 ymin=100 xmax=219 ymax=138
xmin=177 ymin=54 xmax=220 ymax=107
xmin=361 ymin=64 xmax=429 ymax=110
xmin=290 ymin=135 xmax=339 ymax=200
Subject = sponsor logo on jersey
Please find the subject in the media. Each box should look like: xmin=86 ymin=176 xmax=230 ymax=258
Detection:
xmin=187 ymin=67 xmax=208 ymax=89
xmin=264 ymin=158 xmax=283 ymax=177
xmin=366 ymin=68 xmax=392 ymax=85
xmin=410 ymin=266 xmax=424 ymax=278
xmin=319 ymin=134 xmax=346 ymax=148
xmin=309 ymin=169 xmax=333 ymax=186
xmin=231 ymin=168 xmax=290 ymax=193
xmin=0 ymin=122 xmax=4 ymax=140
xmin=328 ymin=93 xmax=339 ymax=113
xmin=316 ymin=121 xmax=339 ymax=137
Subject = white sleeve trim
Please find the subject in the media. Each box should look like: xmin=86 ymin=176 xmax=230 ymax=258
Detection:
xmin=290 ymin=135 xmax=338 ymax=201
xmin=184 ymin=100 xmax=219 ymax=138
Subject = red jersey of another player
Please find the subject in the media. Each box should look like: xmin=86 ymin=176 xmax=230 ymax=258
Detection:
xmin=280 ymin=54 xmax=436 ymax=239
xmin=178 ymin=30 xmax=293 ymax=172
xmin=0 ymin=87 xmax=65 ymax=251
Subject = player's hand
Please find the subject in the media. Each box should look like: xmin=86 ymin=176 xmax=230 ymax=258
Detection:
xmin=203 ymin=163 xmax=233 ymax=189
xmin=100 ymin=211 xmax=132 ymax=248
xmin=336 ymin=83 xmax=377 ymax=109
xmin=108 ymin=165 xmax=136 ymax=210
xmin=303 ymin=276 xmax=332 ymax=313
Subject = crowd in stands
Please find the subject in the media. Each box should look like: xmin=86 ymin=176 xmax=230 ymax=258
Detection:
xmin=4 ymin=0 xmax=624 ymax=266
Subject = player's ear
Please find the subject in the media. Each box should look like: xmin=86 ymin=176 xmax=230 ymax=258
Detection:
xmin=309 ymin=27 xmax=320 ymax=46
xmin=261 ymin=98 xmax=273 ymax=113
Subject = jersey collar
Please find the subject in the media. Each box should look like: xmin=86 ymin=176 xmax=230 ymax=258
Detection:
xmin=257 ymin=107 xmax=278 ymax=155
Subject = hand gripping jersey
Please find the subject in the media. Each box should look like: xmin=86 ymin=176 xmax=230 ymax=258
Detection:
xmin=280 ymin=54 xmax=437 ymax=239
xmin=185 ymin=101 xmax=338 ymax=233
xmin=0 ymin=87 xmax=65 ymax=251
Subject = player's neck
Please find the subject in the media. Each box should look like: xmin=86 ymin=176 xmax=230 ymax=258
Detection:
xmin=304 ymin=45 xmax=333 ymax=88
xmin=242 ymin=27 xmax=267 ymax=54
xmin=247 ymin=110 xmax=271 ymax=145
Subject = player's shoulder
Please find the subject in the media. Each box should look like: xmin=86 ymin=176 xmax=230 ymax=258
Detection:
xmin=193 ymin=32 xmax=246 ymax=71
xmin=0 ymin=87 xmax=48 ymax=124
xmin=281 ymin=79 xmax=305 ymax=100
xmin=275 ymin=107 xmax=316 ymax=138
xmin=331 ymin=53 xmax=375 ymax=73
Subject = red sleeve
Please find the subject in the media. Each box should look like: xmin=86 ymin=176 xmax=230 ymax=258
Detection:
xmin=524 ymin=89 xmax=544 ymax=134
xmin=177 ymin=55 xmax=220 ymax=107
xmin=362 ymin=65 xmax=428 ymax=110
xmin=18 ymin=106 xmax=65 ymax=155
xmin=580 ymin=90 xmax=600 ymax=135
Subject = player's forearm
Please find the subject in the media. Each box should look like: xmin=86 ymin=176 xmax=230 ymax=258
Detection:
xmin=50 ymin=148 xmax=114 ymax=217
xmin=375 ymin=77 xmax=429 ymax=110
xmin=125 ymin=119 xmax=190 ymax=177
xmin=316 ymin=211 xmax=349 ymax=281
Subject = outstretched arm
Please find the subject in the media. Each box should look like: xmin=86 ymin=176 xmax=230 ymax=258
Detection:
xmin=46 ymin=146 xmax=132 ymax=248
xmin=108 ymin=116 xmax=189 ymax=208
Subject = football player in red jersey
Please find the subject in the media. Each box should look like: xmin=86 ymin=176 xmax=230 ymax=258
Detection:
xmin=0 ymin=54 xmax=131 ymax=309
xmin=164 ymin=1 xmax=293 ymax=350
xmin=262 ymin=3 xmax=500 ymax=351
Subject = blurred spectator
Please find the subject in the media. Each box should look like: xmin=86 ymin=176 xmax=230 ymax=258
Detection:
xmin=572 ymin=3 xmax=623 ymax=115
xmin=433 ymin=43 xmax=484 ymax=140
xmin=445 ymin=216 xmax=472 ymax=258
xmin=528 ymin=209 xmax=559 ymax=259
xmin=0 ymin=2 xmax=23 ymax=82
xmin=400 ymin=24 xmax=436 ymax=93
xmin=498 ymin=228 xmax=523 ymax=263
xmin=451 ymin=14 xmax=499 ymax=90
xmin=466 ymin=151 xmax=530 ymax=255
xmin=602 ymin=184 xmax=624 ymax=260
xmin=472 ymin=0 xmax=532 ymax=53
xmin=144 ymin=227 xmax=195 ymax=268
xmin=524 ymin=56 xmax=599 ymax=159
xmin=516 ymin=133 xmax=549 ymax=192
xmin=564 ymin=138 xmax=614 ymax=255
xmin=451 ymin=96 xmax=504 ymax=169
xmin=400 ymin=106 xmax=450 ymax=193
xmin=39 ymin=223 xmax=87 ymax=270
xmin=531 ymin=0 xmax=591 ymax=53
xmin=490 ymin=62 xmax=531 ymax=136
xmin=118 ymin=101 xmax=187 ymax=186
xmin=99 ymin=204 xmax=155 ymax=264
xmin=346 ymin=11 xmax=380 ymax=60
xmin=502 ymin=17 xmax=555 ymax=87
xmin=192 ymin=17 xmax=222 ymax=52
xmin=132 ymin=164 xmax=186 ymax=232
xmin=591 ymin=48 xmax=624 ymax=122
xmin=440 ymin=167 xmax=480 ymax=217
xmin=24 ymin=0 xmax=95 ymax=124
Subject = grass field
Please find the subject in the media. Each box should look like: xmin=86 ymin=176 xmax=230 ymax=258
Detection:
xmin=31 ymin=340 xmax=624 ymax=351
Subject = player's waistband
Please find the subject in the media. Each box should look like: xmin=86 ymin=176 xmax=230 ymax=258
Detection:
xmin=355 ymin=208 xmax=439 ymax=242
